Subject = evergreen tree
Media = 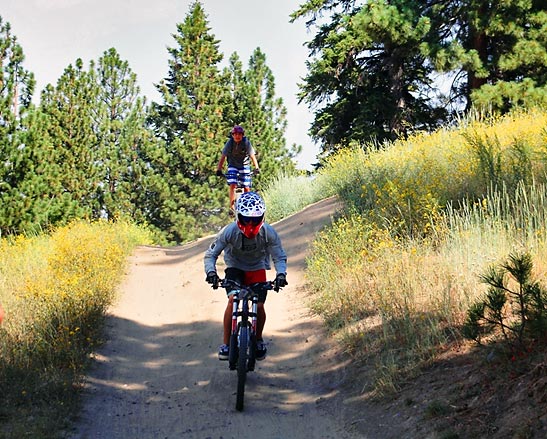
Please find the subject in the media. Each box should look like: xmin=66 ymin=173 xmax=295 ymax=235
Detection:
xmin=462 ymin=0 xmax=547 ymax=112
xmin=147 ymin=1 xmax=230 ymax=243
xmin=291 ymin=0 xmax=447 ymax=155
xmin=0 ymin=17 xmax=46 ymax=235
xmin=294 ymin=0 xmax=547 ymax=154
xmin=8 ymin=107 xmax=74 ymax=233
xmin=94 ymin=48 xmax=152 ymax=222
xmin=39 ymin=59 xmax=100 ymax=220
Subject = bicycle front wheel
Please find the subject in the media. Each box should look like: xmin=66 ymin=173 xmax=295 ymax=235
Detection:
xmin=247 ymin=333 xmax=257 ymax=372
xmin=236 ymin=326 xmax=249 ymax=411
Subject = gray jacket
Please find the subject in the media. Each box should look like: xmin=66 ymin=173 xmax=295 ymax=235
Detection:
xmin=204 ymin=222 xmax=287 ymax=275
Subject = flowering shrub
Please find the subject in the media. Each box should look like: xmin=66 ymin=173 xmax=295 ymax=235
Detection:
xmin=307 ymin=108 xmax=547 ymax=393
xmin=0 ymin=220 xmax=152 ymax=414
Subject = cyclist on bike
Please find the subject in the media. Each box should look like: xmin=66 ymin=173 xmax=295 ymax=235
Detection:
xmin=204 ymin=191 xmax=288 ymax=361
xmin=215 ymin=125 xmax=260 ymax=212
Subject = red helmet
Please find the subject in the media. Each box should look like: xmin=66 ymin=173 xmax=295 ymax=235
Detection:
xmin=235 ymin=192 xmax=265 ymax=238
xmin=231 ymin=125 xmax=244 ymax=135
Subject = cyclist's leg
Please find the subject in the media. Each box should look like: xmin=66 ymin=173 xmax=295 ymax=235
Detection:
xmin=223 ymin=268 xmax=245 ymax=344
xmin=240 ymin=166 xmax=252 ymax=192
xmin=229 ymin=184 xmax=237 ymax=210
xmin=243 ymin=269 xmax=267 ymax=340
xmin=226 ymin=168 xmax=239 ymax=209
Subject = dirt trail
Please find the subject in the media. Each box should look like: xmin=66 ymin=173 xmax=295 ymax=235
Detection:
xmin=70 ymin=197 xmax=377 ymax=439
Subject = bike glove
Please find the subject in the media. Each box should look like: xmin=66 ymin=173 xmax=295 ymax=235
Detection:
xmin=253 ymin=168 xmax=260 ymax=176
xmin=216 ymin=169 xmax=223 ymax=177
xmin=206 ymin=271 xmax=220 ymax=289
xmin=274 ymin=273 xmax=288 ymax=291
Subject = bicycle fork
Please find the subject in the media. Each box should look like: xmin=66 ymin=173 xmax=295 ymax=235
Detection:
xmin=228 ymin=294 xmax=240 ymax=369
xmin=228 ymin=293 xmax=259 ymax=370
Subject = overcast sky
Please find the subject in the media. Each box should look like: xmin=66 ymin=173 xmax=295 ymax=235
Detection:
xmin=2 ymin=0 xmax=320 ymax=170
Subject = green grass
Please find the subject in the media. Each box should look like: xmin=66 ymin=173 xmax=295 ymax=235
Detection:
xmin=262 ymin=172 xmax=336 ymax=223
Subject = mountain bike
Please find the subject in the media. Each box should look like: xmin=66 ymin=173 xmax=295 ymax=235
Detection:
xmin=215 ymin=278 xmax=280 ymax=411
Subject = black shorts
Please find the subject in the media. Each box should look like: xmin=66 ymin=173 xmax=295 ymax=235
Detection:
xmin=224 ymin=267 xmax=268 ymax=303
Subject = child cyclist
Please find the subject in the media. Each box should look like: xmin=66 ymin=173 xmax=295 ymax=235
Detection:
xmin=204 ymin=191 xmax=288 ymax=361
xmin=215 ymin=125 xmax=260 ymax=212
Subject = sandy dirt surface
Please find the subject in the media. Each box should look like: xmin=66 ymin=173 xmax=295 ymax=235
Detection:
xmin=69 ymin=197 xmax=380 ymax=439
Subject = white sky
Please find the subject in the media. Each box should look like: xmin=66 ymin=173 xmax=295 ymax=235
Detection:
xmin=2 ymin=0 xmax=320 ymax=170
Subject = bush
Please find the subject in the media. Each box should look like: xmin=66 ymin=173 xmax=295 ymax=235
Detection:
xmin=464 ymin=252 xmax=547 ymax=346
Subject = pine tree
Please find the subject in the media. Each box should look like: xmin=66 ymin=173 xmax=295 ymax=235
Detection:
xmin=291 ymin=0 xmax=446 ymax=154
xmin=294 ymin=0 xmax=547 ymax=152
xmin=0 ymin=17 xmax=46 ymax=235
xmin=147 ymin=1 xmax=230 ymax=243
xmin=9 ymin=107 xmax=74 ymax=233
xmin=424 ymin=0 xmax=547 ymax=112
xmin=39 ymin=59 xmax=100 ymax=219
xmin=94 ymin=48 xmax=152 ymax=222
xmin=463 ymin=0 xmax=547 ymax=112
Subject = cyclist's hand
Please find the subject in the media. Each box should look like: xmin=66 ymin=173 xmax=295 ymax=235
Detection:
xmin=206 ymin=271 xmax=220 ymax=289
xmin=274 ymin=273 xmax=287 ymax=291
xmin=216 ymin=169 xmax=223 ymax=177
xmin=253 ymin=168 xmax=260 ymax=176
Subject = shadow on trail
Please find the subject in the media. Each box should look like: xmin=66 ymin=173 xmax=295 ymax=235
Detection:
xmin=137 ymin=237 xmax=214 ymax=267
xmin=137 ymin=196 xmax=340 ymax=270
xmin=72 ymin=311 xmax=351 ymax=438
xmin=273 ymin=197 xmax=341 ymax=270
xmin=72 ymin=196 xmax=357 ymax=438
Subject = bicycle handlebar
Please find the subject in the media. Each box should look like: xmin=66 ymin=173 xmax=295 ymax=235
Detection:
xmin=216 ymin=169 xmax=260 ymax=178
xmin=214 ymin=278 xmax=281 ymax=293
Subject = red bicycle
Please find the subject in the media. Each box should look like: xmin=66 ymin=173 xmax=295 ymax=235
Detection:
xmin=215 ymin=278 xmax=281 ymax=411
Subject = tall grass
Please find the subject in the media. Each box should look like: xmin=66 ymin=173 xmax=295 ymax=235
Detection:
xmin=305 ymin=108 xmax=547 ymax=394
xmin=262 ymin=172 xmax=337 ymax=223
xmin=0 ymin=220 xmax=152 ymax=437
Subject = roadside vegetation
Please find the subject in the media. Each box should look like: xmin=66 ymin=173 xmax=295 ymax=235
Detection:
xmin=0 ymin=221 xmax=152 ymax=437
xmin=305 ymin=107 xmax=547 ymax=398
xmin=1 ymin=108 xmax=546 ymax=438
xmin=2 ymin=1 xmax=547 ymax=437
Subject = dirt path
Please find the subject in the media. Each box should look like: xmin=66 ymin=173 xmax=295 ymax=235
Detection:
xmin=70 ymin=197 xmax=370 ymax=439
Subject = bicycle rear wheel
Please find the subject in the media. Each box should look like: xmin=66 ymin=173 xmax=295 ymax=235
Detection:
xmin=236 ymin=326 xmax=249 ymax=411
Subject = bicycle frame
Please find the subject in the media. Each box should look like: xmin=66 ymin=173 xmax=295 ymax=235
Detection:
xmin=220 ymin=279 xmax=273 ymax=411
xmin=228 ymin=287 xmax=258 ymax=369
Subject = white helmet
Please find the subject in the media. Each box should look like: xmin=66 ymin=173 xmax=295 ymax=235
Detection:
xmin=235 ymin=192 xmax=266 ymax=238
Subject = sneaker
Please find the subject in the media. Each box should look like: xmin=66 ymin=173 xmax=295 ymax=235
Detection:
xmin=218 ymin=344 xmax=229 ymax=361
xmin=256 ymin=340 xmax=267 ymax=361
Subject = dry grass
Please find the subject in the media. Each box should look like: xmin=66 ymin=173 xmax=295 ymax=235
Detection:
xmin=305 ymin=108 xmax=547 ymax=395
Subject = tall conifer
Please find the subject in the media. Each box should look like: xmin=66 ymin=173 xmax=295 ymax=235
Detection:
xmin=39 ymin=60 xmax=99 ymax=219
xmin=95 ymin=48 xmax=152 ymax=222
xmin=0 ymin=17 xmax=50 ymax=235
xmin=147 ymin=2 xmax=230 ymax=243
